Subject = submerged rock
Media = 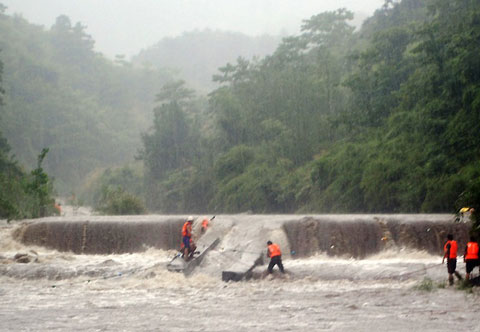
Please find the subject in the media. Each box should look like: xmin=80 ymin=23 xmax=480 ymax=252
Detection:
xmin=15 ymin=255 xmax=31 ymax=264
xmin=13 ymin=252 xmax=38 ymax=264
xmin=99 ymin=259 xmax=120 ymax=266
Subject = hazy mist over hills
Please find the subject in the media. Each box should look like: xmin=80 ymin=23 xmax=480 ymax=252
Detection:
xmin=0 ymin=0 xmax=381 ymax=91
xmin=133 ymin=30 xmax=281 ymax=92
xmin=0 ymin=0 xmax=384 ymax=59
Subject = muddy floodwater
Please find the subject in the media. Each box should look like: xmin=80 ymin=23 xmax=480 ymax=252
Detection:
xmin=1 ymin=215 xmax=479 ymax=332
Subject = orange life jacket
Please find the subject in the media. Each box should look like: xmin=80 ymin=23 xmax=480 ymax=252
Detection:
xmin=182 ymin=222 xmax=192 ymax=237
xmin=268 ymin=243 xmax=282 ymax=258
xmin=465 ymin=242 xmax=479 ymax=260
xmin=444 ymin=240 xmax=458 ymax=259
xmin=202 ymin=219 xmax=209 ymax=229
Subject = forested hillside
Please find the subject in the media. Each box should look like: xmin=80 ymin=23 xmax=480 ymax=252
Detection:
xmin=0 ymin=6 xmax=283 ymax=198
xmin=0 ymin=8 xmax=172 ymax=193
xmin=1 ymin=0 xmax=478 ymax=217
xmin=139 ymin=0 xmax=480 ymax=216
xmin=132 ymin=30 xmax=280 ymax=93
xmin=0 ymin=55 xmax=56 ymax=220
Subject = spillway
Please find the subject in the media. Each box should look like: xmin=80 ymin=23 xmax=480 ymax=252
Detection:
xmin=13 ymin=214 xmax=469 ymax=255
xmin=10 ymin=214 xmax=471 ymax=280
xmin=13 ymin=216 xmax=185 ymax=255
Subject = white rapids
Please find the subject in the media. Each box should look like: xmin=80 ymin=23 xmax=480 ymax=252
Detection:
xmin=0 ymin=214 xmax=479 ymax=332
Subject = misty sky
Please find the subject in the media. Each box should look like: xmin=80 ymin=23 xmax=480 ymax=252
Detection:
xmin=2 ymin=0 xmax=385 ymax=59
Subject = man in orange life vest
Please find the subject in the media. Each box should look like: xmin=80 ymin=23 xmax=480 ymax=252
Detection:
xmin=267 ymin=241 xmax=284 ymax=274
xmin=181 ymin=216 xmax=195 ymax=261
xmin=442 ymin=234 xmax=462 ymax=285
xmin=464 ymin=236 xmax=479 ymax=281
xmin=201 ymin=216 xmax=209 ymax=234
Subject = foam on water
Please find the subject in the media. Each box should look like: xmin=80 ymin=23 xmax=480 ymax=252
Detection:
xmin=1 ymin=214 xmax=479 ymax=331
xmin=0 ymin=214 xmax=462 ymax=284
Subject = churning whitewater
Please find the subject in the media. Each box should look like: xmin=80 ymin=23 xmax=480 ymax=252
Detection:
xmin=1 ymin=212 xmax=479 ymax=332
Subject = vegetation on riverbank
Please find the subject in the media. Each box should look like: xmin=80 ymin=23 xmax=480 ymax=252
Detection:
xmin=140 ymin=0 xmax=480 ymax=215
xmin=1 ymin=0 xmax=479 ymax=216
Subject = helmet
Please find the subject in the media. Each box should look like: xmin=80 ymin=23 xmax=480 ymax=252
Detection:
xmin=187 ymin=216 xmax=194 ymax=222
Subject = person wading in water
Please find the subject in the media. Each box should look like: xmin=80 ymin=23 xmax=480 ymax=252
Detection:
xmin=442 ymin=234 xmax=462 ymax=285
xmin=464 ymin=236 xmax=479 ymax=281
xmin=266 ymin=241 xmax=285 ymax=274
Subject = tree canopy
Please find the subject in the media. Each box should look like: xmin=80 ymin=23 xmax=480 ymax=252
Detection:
xmin=139 ymin=0 xmax=480 ymax=217
xmin=0 ymin=9 xmax=173 ymax=194
xmin=2 ymin=0 xmax=479 ymax=219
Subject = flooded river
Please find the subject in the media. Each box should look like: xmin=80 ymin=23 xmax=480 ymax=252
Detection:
xmin=1 ymin=214 xmax=479 ymax=332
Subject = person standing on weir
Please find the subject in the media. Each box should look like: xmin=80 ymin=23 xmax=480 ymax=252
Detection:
xmin=201 ymin=216 xmax=209 ymax=233
xmin=182 ymin=216 xmax=194 ymax=261
xmin=464 ymin=236 xmax=479 ymax=281
xmin=442 ymin=234 xmax=462 ymax=285
xmin=267 ymin=241 xmax=284 ymax=274
xmin=459 ymin=207 xmax=475 ymax=223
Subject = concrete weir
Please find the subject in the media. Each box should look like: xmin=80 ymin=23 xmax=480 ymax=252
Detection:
xmin=283 ymin=214 xmax=471 ymax=258
xmin=11 ymin=214 xmax=472 ymax=281
xmin=13 ymin=216 xmax=186 ymax=254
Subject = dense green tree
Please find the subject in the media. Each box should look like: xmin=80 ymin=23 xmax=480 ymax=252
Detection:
xmin=0 ymin=10 xmax=173 ymax=194
xmin=95 ymin=185 xmax=146 ymax=215
xmin=139 ymin=80 xmax=214 ymax=212
xmin=141 ymin=81 xmax=194 ymax=180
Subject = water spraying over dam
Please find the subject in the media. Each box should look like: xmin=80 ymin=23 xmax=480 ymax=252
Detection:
xmin=1 ymin=214 xmax=478 ymax=331
xmin=13 ymin=214 xmax=469 ymax=257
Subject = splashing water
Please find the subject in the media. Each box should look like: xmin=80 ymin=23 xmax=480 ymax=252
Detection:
xmin=0 ymin=215 xmax=478 ymax=331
